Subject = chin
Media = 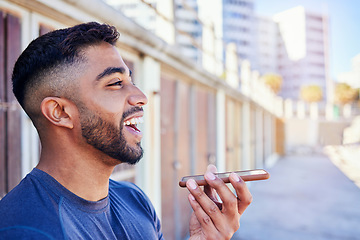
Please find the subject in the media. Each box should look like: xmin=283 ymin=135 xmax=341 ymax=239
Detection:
xmin=111 ymin=143 xmax=143 ymax=166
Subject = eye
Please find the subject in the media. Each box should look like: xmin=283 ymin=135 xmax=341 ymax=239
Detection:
xmin=107 ymin=79 xmax=123 ymax=87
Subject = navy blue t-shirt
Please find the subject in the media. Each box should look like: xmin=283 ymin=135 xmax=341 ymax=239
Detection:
xmin=0 ymin=168 xmax=164 ymax=239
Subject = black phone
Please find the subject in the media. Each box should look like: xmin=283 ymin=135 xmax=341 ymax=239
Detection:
xmin=179 ymin=169 xmax=270 ymax=187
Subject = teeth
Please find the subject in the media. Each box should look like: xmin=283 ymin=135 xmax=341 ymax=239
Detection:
xmin=124 ymin=117 xmax=144 ymax=126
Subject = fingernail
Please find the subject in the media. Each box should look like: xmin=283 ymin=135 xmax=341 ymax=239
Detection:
xmin=207 ymin=164 xmax=217 ymax=172
xmin=205 ymin=171 xmax=216 ymax=181
xmin=187 ymin=179 xmax=197 ymax=190
xmin=230 ymin=172 xmax=241 ymax=182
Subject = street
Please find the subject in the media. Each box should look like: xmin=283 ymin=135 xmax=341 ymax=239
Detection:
xmin=232 ymin=152 xmax=360 ymax=240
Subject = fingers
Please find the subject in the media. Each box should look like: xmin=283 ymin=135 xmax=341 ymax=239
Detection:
xmin=203 ymin=171 xmax=240 ymax=220
xmin=186 ymin=170 xmax=240 ymax=233
xmin=204 ymin=170 xmax=252 ymax=216
xmin=186 ymin=179 xmax=225 ymax=230
xmin=204 ymin=165 xmax=219 ymax=203
xmin=229 ymin=172 xmax=253 ymax=215
xmin=186 ymin=165 xmax=253 ymax=239
xmin=188 ymin=193 xmax=222 ymax=239
xmin=207 ymin=164 xmax=217 ymax=173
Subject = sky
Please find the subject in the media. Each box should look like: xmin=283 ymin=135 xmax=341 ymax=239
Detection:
xmin=255 ymin=0 xmax=360 ymax=81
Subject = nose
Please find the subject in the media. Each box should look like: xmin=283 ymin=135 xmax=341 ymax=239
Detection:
xmin=128 ymin=85 xmax=148 ymax=107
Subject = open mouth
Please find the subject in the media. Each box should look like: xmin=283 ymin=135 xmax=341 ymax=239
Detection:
xmin=123 ymin=117 xmax=144 ymax=132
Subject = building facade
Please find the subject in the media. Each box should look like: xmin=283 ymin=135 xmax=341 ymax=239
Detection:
xmin=105 ymin=0 xmax=202 ymax=63
xmin=221 ymin=0 xmax=256 ymax=67
xmin=273 ymin=6 xmax=329 ymax=101
xmin=254 ymin=15 xmax=278 ymax=75
xmin=173 ymin=0 xmax=203 ymax=64
xmin=105 ymin=0 xmax=158 ymax=33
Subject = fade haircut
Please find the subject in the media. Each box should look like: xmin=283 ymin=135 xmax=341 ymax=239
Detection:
xmin=12 ymin=22 xmax=120 ymax=121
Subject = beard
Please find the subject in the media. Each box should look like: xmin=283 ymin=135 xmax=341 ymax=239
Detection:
xmin=78 ymin=106 xmax=143 ymax=165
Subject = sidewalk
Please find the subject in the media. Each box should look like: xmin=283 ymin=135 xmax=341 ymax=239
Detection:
xmin=232 ymin=153 xmax=360 ymax=240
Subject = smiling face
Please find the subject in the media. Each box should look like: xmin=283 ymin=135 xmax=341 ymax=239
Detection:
xmin=75 ymin=42 xmax=148 ymax=165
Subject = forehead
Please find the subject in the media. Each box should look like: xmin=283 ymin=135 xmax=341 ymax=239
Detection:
xmin=81 ymin=43 xmax=129 ymax=79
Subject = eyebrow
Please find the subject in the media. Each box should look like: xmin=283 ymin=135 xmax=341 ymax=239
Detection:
xmin=95 ymin=67 xmax=131 ymax=80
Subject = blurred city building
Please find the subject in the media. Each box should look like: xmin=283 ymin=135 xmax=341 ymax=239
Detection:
xmin=105 ymin=0 xmax=202 ymax=63
xmin=106 ymin=0 xmax=257 ymax=78
xmin=174 ymin=0 xmax=203 ymax=64
xmin=105 ymin=0 xmax=158 ymax=33
xmin=272 ymin=6 xmax=329 ymax=101
xmin=106 ymin=1 xmax=330 ymax=103
xmin=254 ymin=15 xmax=278 ymax=74
xmin=217 ymin=0 xmax=256 ymax=70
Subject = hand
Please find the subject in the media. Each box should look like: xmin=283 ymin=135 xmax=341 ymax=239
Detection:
xmin=187 ymin=165 xmax=252 ymax=240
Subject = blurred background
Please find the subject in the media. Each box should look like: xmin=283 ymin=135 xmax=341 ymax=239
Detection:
xmin=0 ymin=0 xmax=359 ymax=239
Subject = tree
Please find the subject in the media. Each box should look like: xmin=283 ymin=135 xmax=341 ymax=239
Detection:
xmin=261 ymin=73 xmax=282 ymax=94
xmin=334 ymin=83 xmax=358 ymax=105
xmin=300 ymin=85 xmax=323 ymax=102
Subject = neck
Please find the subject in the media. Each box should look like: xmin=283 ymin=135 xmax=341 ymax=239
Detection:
xmin=37 ymin=143 xmax=116 ymax=202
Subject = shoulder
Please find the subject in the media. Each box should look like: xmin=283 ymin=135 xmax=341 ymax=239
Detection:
xmin=0 ymin=174 xmax=44 ymax=215
xmin=0 ymin=170 xmax=60 ymax=211
xmin=0 ymin=171 xmax=62 ymax=238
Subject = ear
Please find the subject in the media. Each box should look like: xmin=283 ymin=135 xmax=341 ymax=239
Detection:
xmin=40 ymin=97 xmax=76 ymax=129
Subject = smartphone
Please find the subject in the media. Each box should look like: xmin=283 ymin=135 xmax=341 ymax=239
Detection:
xmin=179 ymin=169 xmax=270 ymax=188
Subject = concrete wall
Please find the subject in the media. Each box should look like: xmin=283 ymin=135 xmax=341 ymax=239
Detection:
xmin=285 ymin=118 xmax=352 ymax=154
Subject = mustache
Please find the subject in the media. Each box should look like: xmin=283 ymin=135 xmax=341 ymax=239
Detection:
xmin=122 ymin=106 xmax=144 ymax=120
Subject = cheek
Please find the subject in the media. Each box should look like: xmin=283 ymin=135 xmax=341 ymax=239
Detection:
xmin=96 ymin=94 xmax=127 ymax=113
xmin=89 ymin=99 xmax=125 ymax=118
xmin=82 ymin=88 xmax=127 ymax=120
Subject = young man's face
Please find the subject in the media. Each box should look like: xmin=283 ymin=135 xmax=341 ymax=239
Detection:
xmin=76 ymin=42 xmax=148 ymax=165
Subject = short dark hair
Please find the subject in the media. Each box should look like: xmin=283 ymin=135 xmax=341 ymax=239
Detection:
xmin=12 ymin=22 xmax=120 ymax=116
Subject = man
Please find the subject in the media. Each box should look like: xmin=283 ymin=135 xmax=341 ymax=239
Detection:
xmin=0 ymin=22 xmax=252 ymax=239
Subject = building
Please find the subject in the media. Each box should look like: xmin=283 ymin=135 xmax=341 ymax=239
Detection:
xmin=105 ymin=0 xmax=157 ymax=33
xmin=173 ymin=0 xmax=203 ymax=63
xmin=273 ymin=6 xmax=329 ymax=101
xmin=106 ymin=0 xmax=256 ymax=75
xmin=221 ymin=0 xmax=256 ymax=68
xmin=105 ymin=0 xmax=202 ymax=63
xmin=105 ymin=2 xmax=330 ymax=102
xmin=254 ymin=15 xmax=278 ymax=75
xmin=215 ymin=0 xmax=256 ymax=74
